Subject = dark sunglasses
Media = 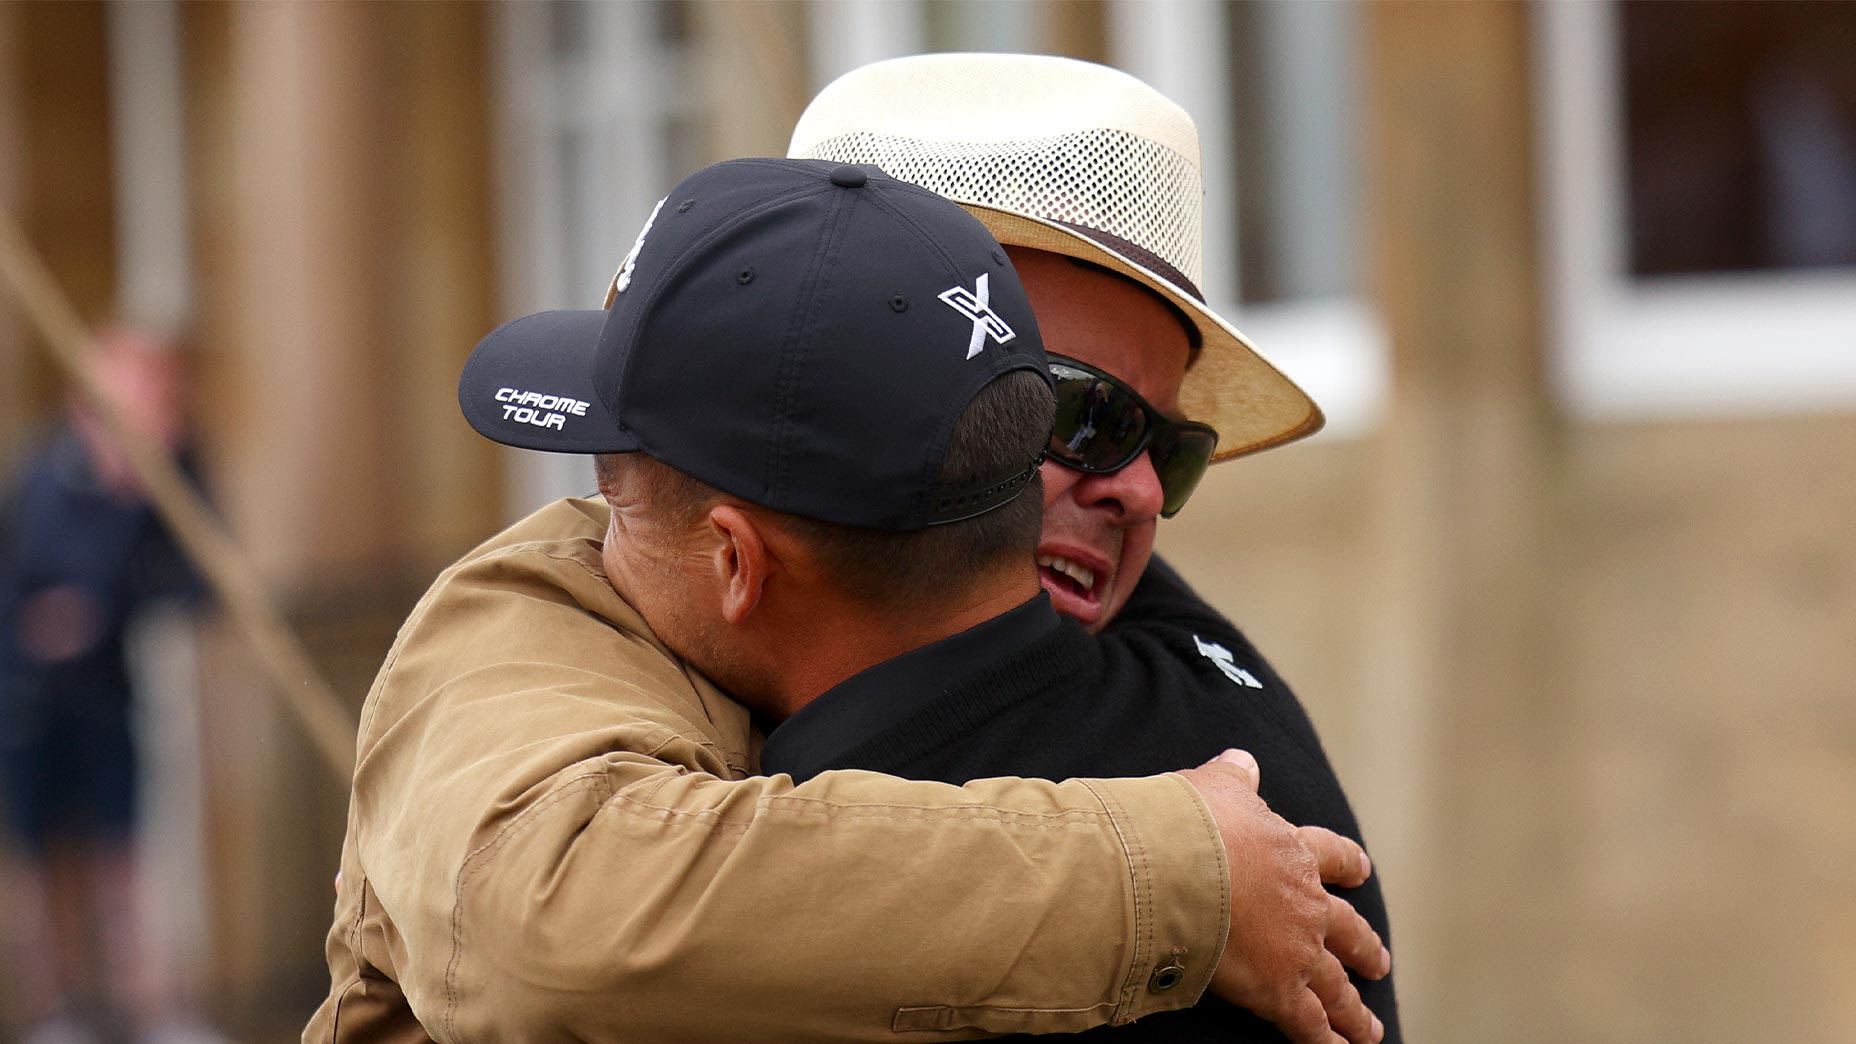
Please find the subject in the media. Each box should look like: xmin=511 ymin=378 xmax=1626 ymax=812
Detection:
xmin=1045 ymin=355 xmax=1219 ymax=519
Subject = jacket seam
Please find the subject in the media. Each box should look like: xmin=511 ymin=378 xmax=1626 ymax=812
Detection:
xmin=758 ymin=793 xmax=1114 ymax=824
xmin=1170 ymin=770 xmax=1231 ymax=1000
xmin=444 ymin=771 xmax=614 ymax=1044
xmin=596 ymin=715 xmax=736 ymax=774
xmin=469 ymin=537 xmax=602 ymax=571
xmin=591 ymin=795 xmax=1113 ymax=844
xmin=626 ymin=731 xmax=694 ymax=805
xmin=344 ymin=871 xmax=368 ymax=962
xmin=326 ymin=971 xmax=367 ymax=1044
xmin=1078 ymin=779 xmax=1150 ymax=1024
xmin=891 ymin=1000 xmax=1119 ymax=1033
xmin=525 ymin=543 xmax=609 ymax=574
xmin=582 ymin=789 xmax=1118 ymax=855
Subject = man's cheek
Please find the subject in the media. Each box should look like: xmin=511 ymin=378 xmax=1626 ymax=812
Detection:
xmin=1037 ymin=460 xmax=1080 ymax=509
xmin=1103 ymin=527 xmax=1157 ymax=626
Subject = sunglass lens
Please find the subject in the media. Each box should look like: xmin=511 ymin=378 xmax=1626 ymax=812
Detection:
xmin=1049 ymin=366 xmax=1147 ymax=471
xmin=1153 ymin=425 xmax=1218 ymax=518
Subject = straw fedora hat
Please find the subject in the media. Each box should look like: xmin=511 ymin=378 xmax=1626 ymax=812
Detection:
xmin=788 ymin=52 xmax=1322 ymax=463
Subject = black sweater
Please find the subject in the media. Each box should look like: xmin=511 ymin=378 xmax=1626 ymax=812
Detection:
xmin=761 ymin=558 xmax=1400 ymax=1043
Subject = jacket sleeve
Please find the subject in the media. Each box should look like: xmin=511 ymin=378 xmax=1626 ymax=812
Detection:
xmin=348 ymin=545 xmax=1232 ymax=1044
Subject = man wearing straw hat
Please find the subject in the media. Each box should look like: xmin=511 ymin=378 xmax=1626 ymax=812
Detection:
xmin=782 ymin=53 xmax=1401 ymax=1041
xmin=308 ymin=156 xmax=1387 ymax=1044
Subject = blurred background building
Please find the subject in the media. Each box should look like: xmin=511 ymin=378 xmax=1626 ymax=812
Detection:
xmin=0 ymin=1 xmax=1851 ymax=1041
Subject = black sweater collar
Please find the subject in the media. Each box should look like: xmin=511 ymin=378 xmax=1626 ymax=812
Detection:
xmin=760 ymin=592 xmax=1066 ymax=782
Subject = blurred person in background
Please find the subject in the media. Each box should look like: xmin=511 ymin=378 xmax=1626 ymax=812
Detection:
xmin=0 ymin=327 xmax=218 ymax=1044
xmin=785 ymin=53 xmax=1401 ymax=1042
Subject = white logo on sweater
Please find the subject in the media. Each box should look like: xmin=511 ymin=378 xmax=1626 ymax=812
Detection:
xmin=1193 ymin=635 xmax=1263 ymax=689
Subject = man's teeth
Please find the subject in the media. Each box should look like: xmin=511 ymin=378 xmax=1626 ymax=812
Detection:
xmin=1037 ymin=555 xmax=1096 ymax=593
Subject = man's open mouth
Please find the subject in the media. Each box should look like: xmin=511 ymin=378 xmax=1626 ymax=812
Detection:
xmin=1037 ymin=554 xmax=1098 ymax=601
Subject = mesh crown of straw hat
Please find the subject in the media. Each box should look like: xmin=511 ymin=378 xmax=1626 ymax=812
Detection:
xmin=790 ymin=52 xmax=1322 ymax=462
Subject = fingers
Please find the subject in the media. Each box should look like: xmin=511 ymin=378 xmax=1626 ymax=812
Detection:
xmin=1308 ymin=951 xmax=1380 ymax=1044
xmin=1297 ymin=825 xmax=1371 ymax=887
xmin=1203 ymin=747 xmax=1259 ymax=792
xmin=1270 ymin=983 xmax=1341 ymax=1044
xmin=1324 ymin=894 xmax=1391 ymax=980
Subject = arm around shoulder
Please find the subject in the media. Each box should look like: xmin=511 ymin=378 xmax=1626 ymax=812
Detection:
xmin=439 ymin=759 xmax=1228 ymax=1042
xmin=348 ymin=549 xmax=1229 ymax=1043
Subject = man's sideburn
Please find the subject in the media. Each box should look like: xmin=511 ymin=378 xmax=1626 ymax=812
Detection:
xmin=601 ymin=475 xmax=780 ymax=711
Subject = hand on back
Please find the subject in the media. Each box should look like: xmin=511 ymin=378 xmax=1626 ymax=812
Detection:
xmin=1177 ymin=749 xmax=1389 ymax=1044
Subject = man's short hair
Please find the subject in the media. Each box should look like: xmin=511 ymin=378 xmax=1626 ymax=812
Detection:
xmin=598 ymin=370 xmax=1053 ymax=608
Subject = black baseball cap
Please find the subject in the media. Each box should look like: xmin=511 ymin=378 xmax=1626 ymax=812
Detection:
xmin=459 ymin=158 xmax=1050 ymax=531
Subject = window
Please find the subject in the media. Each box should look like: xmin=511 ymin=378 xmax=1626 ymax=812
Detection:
xmin=1112 ymin=0 xmax=1386 ymax=437
xmin=1622 ymin=1 xmax=1856 ymax=278
xmin=490 ymin=0 xmax=710 ymax=512
xmin=1537 ymin=0 xmax=1856 ymax=417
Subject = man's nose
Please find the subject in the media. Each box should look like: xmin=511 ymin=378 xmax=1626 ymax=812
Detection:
xmin=1071 ymin=450 xmax=1166 ymax=524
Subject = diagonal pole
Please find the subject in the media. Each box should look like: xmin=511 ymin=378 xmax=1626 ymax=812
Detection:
xmin=0 ymin=208 xmax=357 ymax=781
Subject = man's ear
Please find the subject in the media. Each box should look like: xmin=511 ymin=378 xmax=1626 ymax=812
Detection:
xmin=705 ymin=504 xmax=775 ymax=625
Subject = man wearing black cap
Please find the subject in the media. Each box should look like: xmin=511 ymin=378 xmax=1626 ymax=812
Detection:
xmin=306 ymin=159 xmax=1385 ymax=1044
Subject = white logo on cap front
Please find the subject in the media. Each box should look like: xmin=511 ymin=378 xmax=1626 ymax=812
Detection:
xmin=495 ymin=387 xmax=589 ymax=432
xmin=604 ymin=196 xmax=668 ymax=307
xmin=938 ymin=273 xmax=1017 ymax=360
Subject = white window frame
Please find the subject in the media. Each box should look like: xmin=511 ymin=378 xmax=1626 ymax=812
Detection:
xmin=806 ymin=1 xmax=927 ymax=99
xmin=489 ymin=1 xmax=699 ymax=515
xmin=1110 ymin=0 xmax=1387 ymax=439
xmin=1535 ymin=1 xmax=1856 ymax=419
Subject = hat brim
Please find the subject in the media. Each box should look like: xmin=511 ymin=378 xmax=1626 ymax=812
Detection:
xmin=457 ymin=309 xmax=639 ymax=454
xmin=956 ymin=203 xmax=1324 ymax=463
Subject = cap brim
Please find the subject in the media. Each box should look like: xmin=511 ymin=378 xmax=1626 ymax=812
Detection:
xmin=956 ymin=204 xmax=1324 ymax=463
xmin=457 ymin=309 xmax=638 ymax=454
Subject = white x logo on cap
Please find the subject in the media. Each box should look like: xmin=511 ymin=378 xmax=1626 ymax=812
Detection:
xmin=938 ymin=273 xmax=1017 ymax=359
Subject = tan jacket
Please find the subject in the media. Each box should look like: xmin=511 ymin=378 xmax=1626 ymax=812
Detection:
xmin=304 ymin=498 xmax=1230 ymax=1044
